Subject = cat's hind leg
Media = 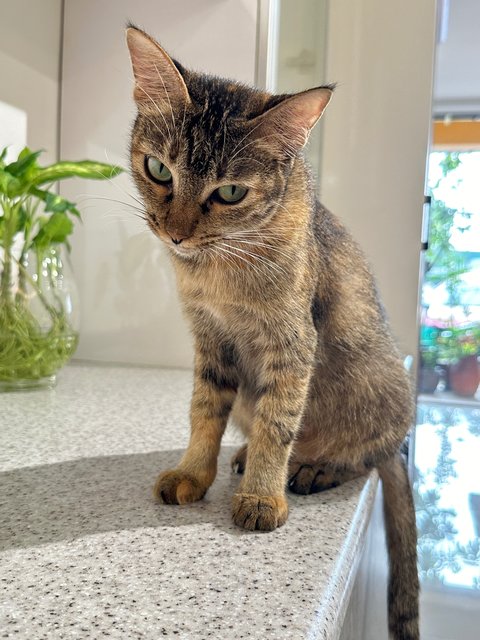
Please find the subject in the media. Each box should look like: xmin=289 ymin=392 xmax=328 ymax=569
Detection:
xmin=287 ymin=460 xmax=367 ymax=495
xmin=231 ymin=443 xmax=248 ymax=474
xmin=229 ymin=391 xmax=253 ymax=474
xmin=232 ymin=445 xmax=366 ymax=495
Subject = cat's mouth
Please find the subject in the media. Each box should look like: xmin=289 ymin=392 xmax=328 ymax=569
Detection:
xmin=170 ymin=243 xmax=199 ymax=257
xmin=169 ymin=237 xmax=222 ymax=258
xmin=149 ymin=225 xmax=202 ymax=257
xmin=150 ymin=225 xmax=223 ymax=259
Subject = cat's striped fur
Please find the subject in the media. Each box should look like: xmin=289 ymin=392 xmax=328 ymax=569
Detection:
xmin=126 ymin=26 xmax=419 ymax=639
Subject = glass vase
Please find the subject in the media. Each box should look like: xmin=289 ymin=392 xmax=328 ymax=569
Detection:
xmin=0 ymin=243 xmax=79 ymax=391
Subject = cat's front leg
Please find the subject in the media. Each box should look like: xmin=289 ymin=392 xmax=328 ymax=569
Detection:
xmin=232 ymin=340 xmax=315 ymax=531
xmin=154 ymin=342 xmax=237 ymax=505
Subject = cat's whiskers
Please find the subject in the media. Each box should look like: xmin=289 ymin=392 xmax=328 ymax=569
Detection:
xmin=178 ymin=101 xmax=188 ymax=147
xmin=213 ymin=243 xmax=265 ymax=283
xmin=135 ymin=83 xmax=173 ymax=141
xmin=81 ymin=203 xmax=148 ymax=228
xmin=215 ymin=242 xmax=263 ymax=274
xmin=229 ymin=137 xmax=267 ymax=163
xmin=224 ymin=223 xmax=300 ymax=240
xmin=103 ymin=209 xmax=148 ymax=225
xmin=208 ymin=244 xmax=240 ymax=275
xmin=77 ymin=194 xmax=149 ymax=230
xmin=222 ymin=241 xmax=288 ymax=277
xmin=228 ymin=121 xmax=264 ymax=158
xmin=228 ymin=156 xmax=269 ymax=171
xmin=140 ymin=110 xmax=172 ymax=143
xmin=224 ymin=236 xmax=290 ymax=258
xmin=217 ymin=242 xmax=281 ymax=286
xmin=229 ymin=131 xmax=298 ymax=164
xmin=153 ymin=63 xmax=176 ymax=130
xmin=205 ymin=244 xmax=238 ymax=280
xmin=225 ymin=232 xmax=295 ymax=242
xmin=78 ymin=194 xmax=146 ymax=216
xmin=84 ymin=167 xmax=141 ymax=209
xmin=220 ymin=119 xmax=228 ymax=167
xmin=101 ymin=214 xmax=145 ymax=229
xmin=134 ymin=79 xmax=174 ymax=138
xmin=87 ymin=151 xmax=147 ymax=211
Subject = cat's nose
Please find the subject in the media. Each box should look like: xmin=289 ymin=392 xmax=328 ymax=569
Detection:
xmin=164 ymin=215 xmax=196 ymax=244
xmin=168 ymin=232 xmax=190 ymax=245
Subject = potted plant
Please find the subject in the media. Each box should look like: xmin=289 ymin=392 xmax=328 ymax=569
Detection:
xmin=0 ymin=147 xmax=122 ymax=390
xmin=422 ymin=152 xmax=480 ymax=398
xmin=418 ymin=322 xmax=440 ymax=394
xmin=448 ymin=325 xmax=480 ymax=398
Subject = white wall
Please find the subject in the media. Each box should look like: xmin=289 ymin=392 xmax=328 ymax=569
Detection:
xmin=61 ymin=0 xmax=436 ymax=367
xmin=61 ymin=0 xmax=258 ymax=368
xmin=0 ymin=0 xmax=62 ymax=163
xmin=320 ymin=0 xmax=437 ymax=359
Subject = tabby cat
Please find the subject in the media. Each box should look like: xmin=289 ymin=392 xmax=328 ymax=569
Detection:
xmin=126 ymin=26 xmax=419 ymax=640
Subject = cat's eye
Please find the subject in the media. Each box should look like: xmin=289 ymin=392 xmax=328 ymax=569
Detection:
xmin=145 ymin=156 xmax=172 ymax=184
xmin=214 ymin=184 xmax=248 ymax=204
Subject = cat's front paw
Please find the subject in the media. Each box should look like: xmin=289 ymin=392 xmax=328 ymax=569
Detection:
xmin=232 ymin=493 xmax=289 ymax=531
xmin=153 ymin=470 xmax=207 ymax=505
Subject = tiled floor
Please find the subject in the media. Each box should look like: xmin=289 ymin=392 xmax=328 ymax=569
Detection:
xmin=414 ymin=397 xmax=480 ymax=640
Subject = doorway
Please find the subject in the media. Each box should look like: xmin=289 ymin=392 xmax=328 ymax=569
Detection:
xmin=414 ymin=1 xmax=480 ymax=637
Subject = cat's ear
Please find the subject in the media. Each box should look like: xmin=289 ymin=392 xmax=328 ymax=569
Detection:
xmin=252 ymin=87 xmax=333 ymax=156
xmin=126 ymin=27 xmax=190 ymax=107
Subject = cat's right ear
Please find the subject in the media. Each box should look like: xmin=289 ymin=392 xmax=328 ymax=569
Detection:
xmin=250 ymin=87 xmax=333 ymax=157
xmin=126 ymin=27 xmax=191 ymax=108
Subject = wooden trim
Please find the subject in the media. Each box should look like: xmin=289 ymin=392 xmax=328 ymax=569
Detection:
xmin=433 ymin=120 xmax=480 ymax=150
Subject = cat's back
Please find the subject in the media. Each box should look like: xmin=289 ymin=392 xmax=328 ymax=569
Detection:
xmin=310 ymin=200 xmax=390 ymax=336
xmin=309 ymin=198 xmax=411 ymax=395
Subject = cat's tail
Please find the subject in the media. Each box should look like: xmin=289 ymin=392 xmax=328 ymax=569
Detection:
xmin=378 ymin=453 xmax=419 ymax=640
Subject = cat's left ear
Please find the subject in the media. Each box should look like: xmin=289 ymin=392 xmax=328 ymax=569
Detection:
xmin=126 ymin=26 xmax=191 ymax=107
xmin=251 ymin=87 xmax=333 ymax=156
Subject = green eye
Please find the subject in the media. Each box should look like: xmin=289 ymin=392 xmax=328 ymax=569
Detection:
xmin=145 ymin=156 xmax=172 ymax=183
xmin=215 ymin=184 xmax=248 ymax=204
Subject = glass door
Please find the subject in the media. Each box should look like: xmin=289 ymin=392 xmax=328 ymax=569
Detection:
xmin=274 ymin=0 xmax=328 ymax=179
xmin=414 ymin=2 xmax=480 ymax=636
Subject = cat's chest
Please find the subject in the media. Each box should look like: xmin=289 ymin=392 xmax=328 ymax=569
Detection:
xmin=188 ymin=294 xmax=244 ymax=336
xmin=180 ymin=272 xmax=249 ymax=331
xmin=179 ymin=268 xmax=302 ymax=353
xmin=195 ymin=300 xmax=229 ymax=328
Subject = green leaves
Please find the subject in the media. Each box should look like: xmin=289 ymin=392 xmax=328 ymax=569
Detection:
xmin=31 ymin=188 xmax=81 ymax=219
xmin=0 ymin=147 xmax=8 ymax=169
xmin=0 ymin=146 xmax=123 ymax=198
xmin=425 ymin=152 xmax=471 ymax=308
xmin=6 ymin=148 xmax=42 ymax=178
xmin=32 ymin=213 xmax=74 ymax=250
xmin=30 ymin=160 xmax=123 ymax=187
xmin=29 ymin=191 xmax=79 ymax=251
xmin=45 ymin=192 xmax=79 ymax=215
xmin=0 ymin=146 xmax=123 ymax=252
xmin=0 ymin=148 xmax=42 ymax=197
xmin=0 ymin=169 xmax=22 ymax=198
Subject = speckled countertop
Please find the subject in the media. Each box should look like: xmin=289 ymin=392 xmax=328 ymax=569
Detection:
xmin=0 ymin=364 xmax=378 ymax=640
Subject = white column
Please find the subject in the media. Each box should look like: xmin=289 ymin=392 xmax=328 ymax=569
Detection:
xmin=320 ymin=0 xmax=437 ymax=360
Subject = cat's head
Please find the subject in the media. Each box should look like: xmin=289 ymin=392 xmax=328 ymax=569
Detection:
xmin=126 ymin=26 xmax=332 ymax=261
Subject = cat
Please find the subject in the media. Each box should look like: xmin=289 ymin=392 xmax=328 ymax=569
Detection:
xmin=126 ymin=26 xmax=419 ymax=640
